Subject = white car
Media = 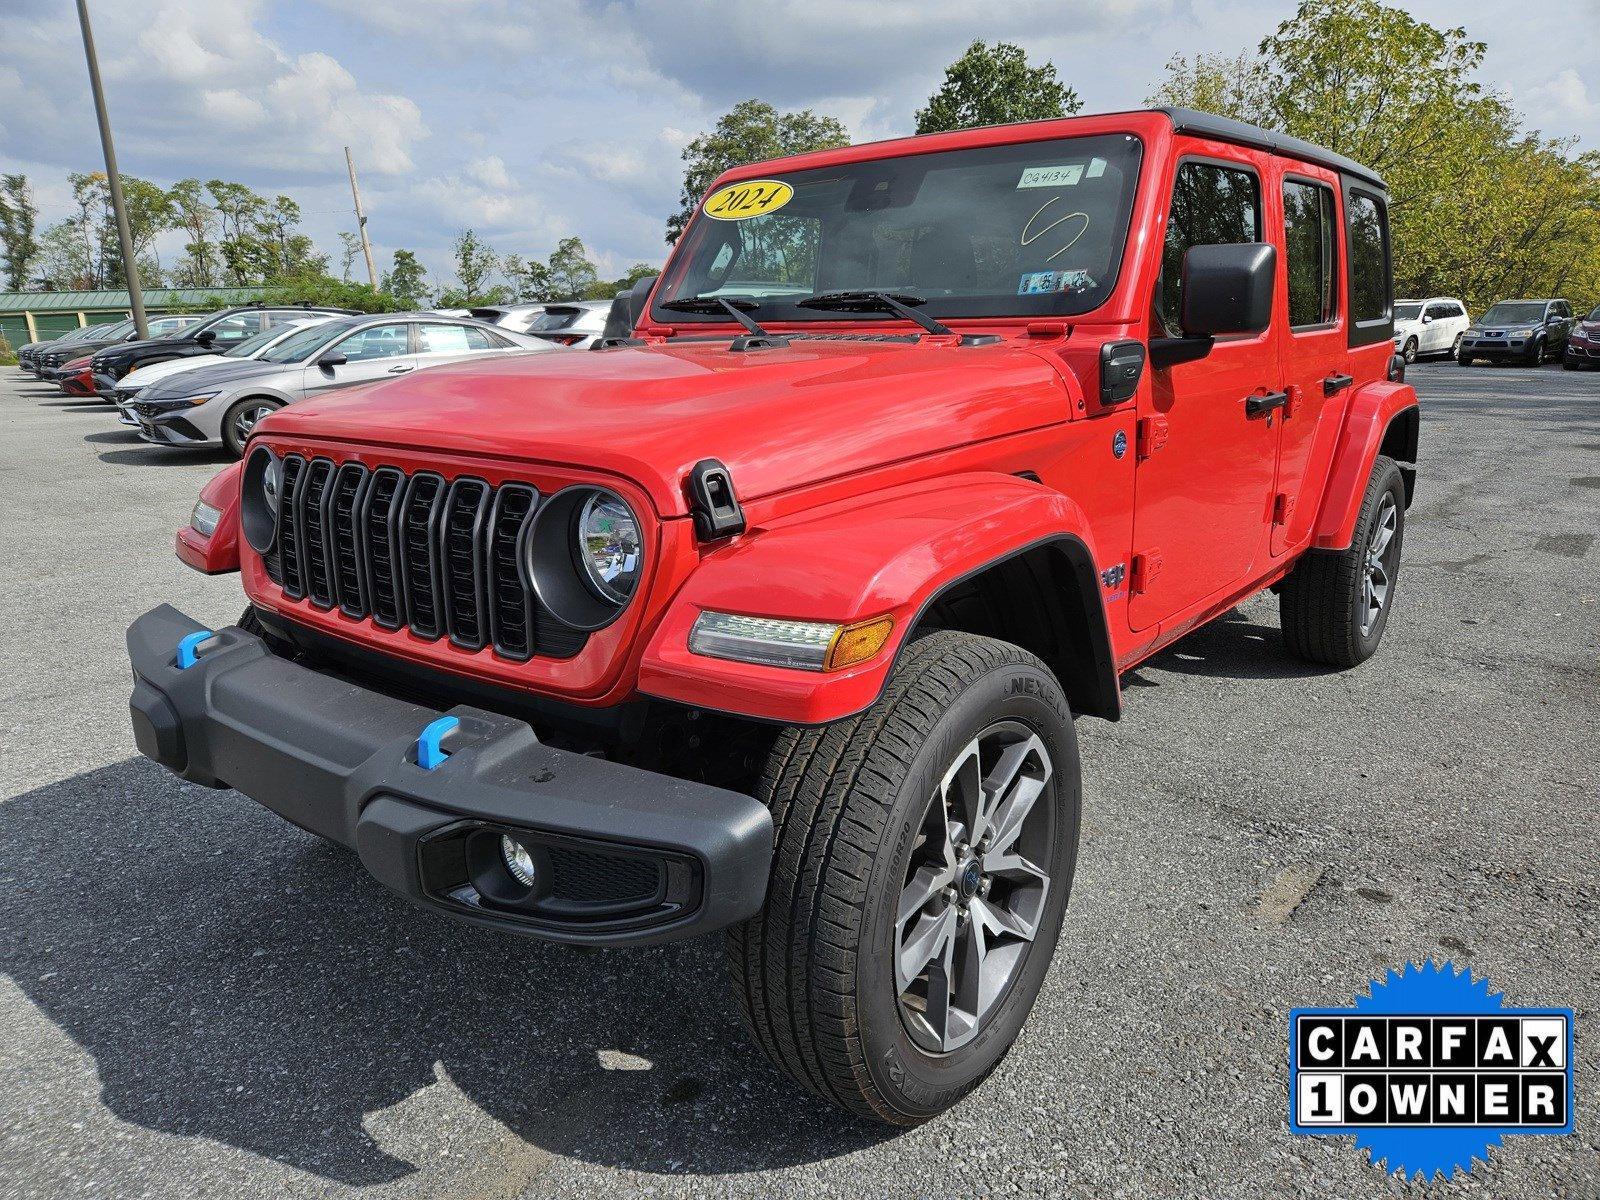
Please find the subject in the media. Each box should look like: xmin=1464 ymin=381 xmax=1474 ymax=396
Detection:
xmin=472 ymin=299 xmax=614 ymax=347
xmin=1392 ymin=297 xmax=1470 ymax=363
xmin=111 ymin=317 xmax=335 ymax=424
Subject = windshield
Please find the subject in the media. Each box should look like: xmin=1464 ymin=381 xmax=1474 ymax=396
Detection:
xmin=257 ymin=320 xmax=358 ymax=364
xmin=655 ymin=133 xmax=1145 ymax=325
xmin=225 ymin=325 xmax=301 ymax=358
xmin=1393 ymin=303 xmax=1422 ymax=322
xmin=1481 ymin=302 xmax=1546 ymax=325
xmin=94 ymin=319 xmax=136 ymax=340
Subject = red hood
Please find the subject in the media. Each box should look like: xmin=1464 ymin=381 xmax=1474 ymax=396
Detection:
xmin=262 ymin=338 xmax=1076 ymax=516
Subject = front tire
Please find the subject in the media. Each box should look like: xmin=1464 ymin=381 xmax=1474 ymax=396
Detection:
xmin=1402 ymin=337 xmax=1418 ymax=364
xmin=222 ymin=397 xmax=282 ymax=458
xmin=727 ymin=631 xmax=1081 ymax=1125
xmin=1279 ymin=455 xmax=1406 ymax=667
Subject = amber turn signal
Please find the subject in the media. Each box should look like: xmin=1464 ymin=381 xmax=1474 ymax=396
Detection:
xmin=824 ymin=616 xmax=894 ymax=671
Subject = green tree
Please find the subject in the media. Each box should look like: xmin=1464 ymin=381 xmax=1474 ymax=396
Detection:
xmin=0 ymin=174 xmax=41 ymax=290
xmin=585 ymin=261 xmax=658 ymax=300
xmin=449 ymin=228 xmax=501 ymax=303
xmin=668 ymin=99 xmax=850 ymax=243
xmin=207 ymin=180 xmax=269 ymax=285
xmin=1145 ymin=0 xmax=1600 ymax=310
xmin=167 ymin=178 xmax=219 ymax=287
xmin=915 ymin=40 xmax=1082 ymax=135
xmin=382 ymin=248 xmax=430 ymax=308
xmin=35 ymin=220 xmax=93 ymax=289
xmin=502 ymin=252 xmax=552 ymax=302
xmin=545 ymin=236 xmax=599 ymax=300
xmin=1146 ymin=51 xmax=1275 ymax=126
xmin=261 ymin=267 xmax=401 ymax=313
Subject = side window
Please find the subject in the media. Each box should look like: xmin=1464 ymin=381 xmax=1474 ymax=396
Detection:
xmin=1553 ymin=301 xmax=1571 ymax=319
xmin=336 ymin=324 xmax=410 ymax=361
xmin=418 ymin=323 xmax=474 ymax=353
xmin=463 ymin=327 xmax=497 ymax=350
xmin=207 ymin=313 xmax=266 ymax=344
xmin=1345 ymin=189 xmax=1390 ymax=333
xmin=1160 ymin=160 xmax=1260 ymax=336
xmin=1283 ymin=179 xmax=1337 ymax=328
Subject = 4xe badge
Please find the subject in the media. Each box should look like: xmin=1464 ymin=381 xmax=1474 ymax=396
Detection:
xmin=1289 ymin=960 xmax=1574 ymax=1182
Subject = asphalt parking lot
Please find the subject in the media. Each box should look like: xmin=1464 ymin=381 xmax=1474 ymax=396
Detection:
xmin=0 ymin=361 xmax=1596 ymax=1200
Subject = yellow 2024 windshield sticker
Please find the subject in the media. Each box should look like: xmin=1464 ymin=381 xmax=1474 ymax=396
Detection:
xmin=703 ymin=180 xmax=793 ymax=220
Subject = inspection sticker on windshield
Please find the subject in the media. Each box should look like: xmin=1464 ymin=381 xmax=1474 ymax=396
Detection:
xmin=703 ymin=180 xmax=794 ymax=220
xmin=1290 ymin=960 xmax=1574 ymax=1182
xmin=1017 ymin=164 xmax=1084 ymax=189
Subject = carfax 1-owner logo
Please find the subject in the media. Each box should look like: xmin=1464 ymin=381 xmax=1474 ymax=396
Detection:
xmin=1289 ymin=960 xmax=1575 ymax=1181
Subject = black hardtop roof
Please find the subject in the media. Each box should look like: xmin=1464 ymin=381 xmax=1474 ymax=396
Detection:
xmin=1156 ymin=108 xmax=1385 ymax=191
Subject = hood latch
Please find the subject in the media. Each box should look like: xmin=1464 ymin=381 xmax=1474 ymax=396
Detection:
xmin=687 ymin=459 xmax=746 ymax=541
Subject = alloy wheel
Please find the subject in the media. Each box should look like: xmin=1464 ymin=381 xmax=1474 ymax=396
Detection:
xmin=1360 ymin=494 xmax=1398 ymax=637
xmin=234 ymin=402 xmax=275 ymax=442
xmin=895 ymin=721 xmax=1054 ymax=1054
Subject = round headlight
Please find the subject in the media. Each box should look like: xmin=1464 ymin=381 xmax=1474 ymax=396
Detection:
xmin=240 ymin=445 xmax=281 ymax=555
xmin=576 ymin=492 xmax=642 ymax=603
xmin=522 ymin=487 xmax=645 ymax=631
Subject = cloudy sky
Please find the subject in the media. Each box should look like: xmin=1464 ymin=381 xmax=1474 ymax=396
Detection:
xmin=1 ymin=0 xmax=1596 ymax=290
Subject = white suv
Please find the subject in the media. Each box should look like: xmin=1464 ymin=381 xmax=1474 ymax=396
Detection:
xmin=1393 ymin=297 xmax=1471 ymax=363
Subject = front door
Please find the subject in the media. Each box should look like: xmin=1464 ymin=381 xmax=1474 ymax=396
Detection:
xmin=302 ymin=321 xmax=416 ymax=396
xmin=1129 ymin=152 xmax=1284 ymax=630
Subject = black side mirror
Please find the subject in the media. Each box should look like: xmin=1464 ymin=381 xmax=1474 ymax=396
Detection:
xmin=194 ymin=329 xmax=215 ymax=346
xmin=628 ymin=274 xmax=660 ymax=327
xmin=318 ymin=350 xmax=347 ymax=369
xmin=1179 ymin=242 xmax=1276 ymax=337
xmin=1150 ymin=242 xmax=1275 ymax=368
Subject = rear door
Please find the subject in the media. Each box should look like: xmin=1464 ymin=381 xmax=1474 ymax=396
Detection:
xmin=412 ymin=320 xmax=504 ymax=369
xmin=301 ymin=320 xmax=416 ymax=396
xmin=1271 ymin=164 xmax=1349 ymax=557
xmin=1130 ymin=149 xmax=1284 ymax=630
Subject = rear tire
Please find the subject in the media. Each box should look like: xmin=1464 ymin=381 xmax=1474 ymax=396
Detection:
xmin=1450 ymin=333 xmax=1463 ymax=360
xmin=1279 ymin=455 xmax=1406 ymax=668
xmin=1458 ymin=353 xmax=1473 ymax=367
xmin=726 ymin=631 xmax=1081 ymax=1125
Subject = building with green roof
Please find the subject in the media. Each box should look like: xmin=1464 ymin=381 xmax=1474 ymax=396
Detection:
xmin=0 ymin=287 xmax=267 ymax=348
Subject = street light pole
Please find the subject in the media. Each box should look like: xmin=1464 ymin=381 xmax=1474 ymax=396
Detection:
xmin=75 ymin=0 xmax=147 ymax=338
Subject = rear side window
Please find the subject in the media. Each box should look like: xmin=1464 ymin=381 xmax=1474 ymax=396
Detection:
xmin=1345 ymin=188 xmax=1390 ymax=340
xmin=1283 ymin=179 xmax=1337 ymax=328
xmin=1160 ymin=160 xmax=1261 ymax=336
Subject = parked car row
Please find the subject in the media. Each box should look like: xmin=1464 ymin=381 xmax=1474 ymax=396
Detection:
xmin=1388 ymin=295 xmax=1596 ymax=368
xmin=13 ymin=300 xmax=593 ymax=457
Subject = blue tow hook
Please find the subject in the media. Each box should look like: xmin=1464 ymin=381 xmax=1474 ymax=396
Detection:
xmin=176 ymin=630 xmax=214 ymax=669
xmin=416 ymin=716 xmax=460 ymax=770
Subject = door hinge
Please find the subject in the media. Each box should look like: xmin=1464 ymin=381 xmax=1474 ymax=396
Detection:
xmin=1130 ymin=550 xmax=1163 ymax=595
xmin=1272 ymin=492 xmax=1294 ymax=525
xmin=1136 ymin=414 xmax=1168 ymax=461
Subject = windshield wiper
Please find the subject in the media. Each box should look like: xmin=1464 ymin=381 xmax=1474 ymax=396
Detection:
xmin=795 ymin=290 xmax=953 ymax=336
xmin=659 ymin=295 xmax=769 ymax=336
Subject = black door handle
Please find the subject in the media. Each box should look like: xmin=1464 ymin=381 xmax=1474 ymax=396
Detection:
xmin=1322 ymin=373 xmax=1354 ymax=396
xmin=1245 ymin=390 xmax=1289 ymax=418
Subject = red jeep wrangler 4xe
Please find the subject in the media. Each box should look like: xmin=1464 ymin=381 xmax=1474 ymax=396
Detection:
xmin=129 ymin=108 xmax=1418 ymax=1125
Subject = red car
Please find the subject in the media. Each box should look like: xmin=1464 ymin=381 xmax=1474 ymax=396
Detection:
xmin=56 ymin=353 xmax=99 ymax=397
xmin=128 ymin=107 xmax=1417 ymax=1124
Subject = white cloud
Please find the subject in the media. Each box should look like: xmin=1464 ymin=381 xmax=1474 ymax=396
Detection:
xmin=0 ymin=0 xmax=427 ymax=176
xmin=465 ymin=156 xmax=513 ymax=190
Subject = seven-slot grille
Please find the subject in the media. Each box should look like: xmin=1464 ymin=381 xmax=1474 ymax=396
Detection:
xmin=265 ymin=454 xmax=588 ymax=660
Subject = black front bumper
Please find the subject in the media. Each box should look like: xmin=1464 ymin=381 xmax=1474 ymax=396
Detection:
xmin=127 ymin=604 xmax=774 ymax=946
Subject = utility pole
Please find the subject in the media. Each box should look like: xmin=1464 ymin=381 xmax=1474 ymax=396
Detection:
xmin=75 ymin=0 xmax=147 ymax=338
xmin=345 ymin=146 xmax=378 ymax=290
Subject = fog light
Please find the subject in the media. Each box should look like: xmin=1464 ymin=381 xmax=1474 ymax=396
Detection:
xmin=501 ymin=834 xmax=538 ymax=887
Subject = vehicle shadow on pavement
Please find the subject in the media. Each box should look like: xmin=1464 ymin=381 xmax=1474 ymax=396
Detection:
xmin=82 ymin=429 xmax=142 ymax=446
xmin=0 ymin=758 xmax=890 ymax=1185
xmin=1137 ymin=608 xmax=1341 ymax=682
xmin=96 ymin=446 xmax=232 ymax=467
